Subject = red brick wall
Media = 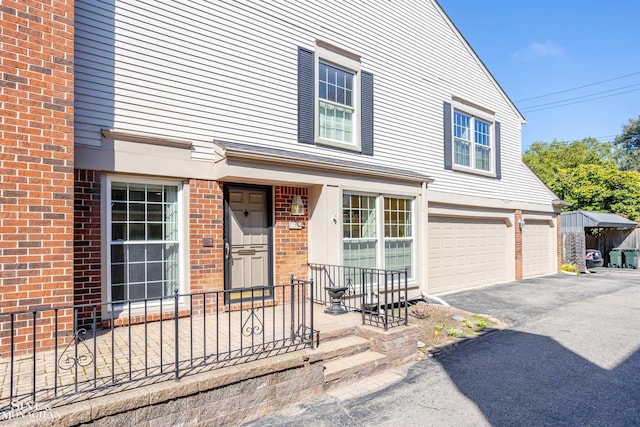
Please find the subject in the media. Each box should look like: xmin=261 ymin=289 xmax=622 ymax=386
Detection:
xmin=189 ymin=179 xmax=225 ymax=299
xmin=0 ymin=0 xmax=75 ymax=354
xmin=74 ymin=170 xmax=102 ymax=324
xmin=274 ymin=186 xmax=309 ymax=289
xmin=514 ymin=210 xmax=523 ymax=280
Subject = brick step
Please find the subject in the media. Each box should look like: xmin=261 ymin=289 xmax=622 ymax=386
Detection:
xmin=323 ymin=350 xmax=387 ymax=389
xmin=318 ymin=335 xmax=371 ymax=360
xmin=316 ymin=325 xmax=358 ymax=343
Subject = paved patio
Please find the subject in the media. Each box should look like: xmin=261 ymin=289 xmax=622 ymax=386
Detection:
xmin=0 ymin=302 xmax=364 ymax=410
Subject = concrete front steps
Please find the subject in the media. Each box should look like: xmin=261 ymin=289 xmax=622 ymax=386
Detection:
xmin=316 ymin=323 xmax=418 ymax=390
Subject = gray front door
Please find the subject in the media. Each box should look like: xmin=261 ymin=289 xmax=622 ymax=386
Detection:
xmin=225 ymin=186 xmax=272 ymax=300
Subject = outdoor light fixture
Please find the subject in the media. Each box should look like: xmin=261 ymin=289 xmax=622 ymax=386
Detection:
xmin=290 ymin=195 xmax=304 ymax=216
xmin=519 ymin=218 xmax=526 ymax=230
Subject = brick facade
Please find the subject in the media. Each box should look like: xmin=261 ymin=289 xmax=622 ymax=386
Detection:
xmin=74 ymin=170 xmax=102 ymax=324
xmin=274 ymin=186 xmax=309 ymax=286
xmin=0 ymin=0 xmax=75 ymax=354
xmin=514 ymin=209 xmax=523 ymax=280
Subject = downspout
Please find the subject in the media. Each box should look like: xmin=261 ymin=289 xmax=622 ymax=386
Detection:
xmin=419 ymin=180 xmax=450 ymax=307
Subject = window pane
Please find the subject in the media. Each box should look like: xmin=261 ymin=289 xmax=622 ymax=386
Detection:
xmin=476 ymin=146 xmax=491 ymax=171
xmin=129 ymin=244 xmax=145 ymax=262
xmin=111 ymin=245 xmax=124 ymax=263
xmin=110 ymin=182 xmax=180 ymax=303
xmin=129 ymin=223 xmax=145 ymax=240
xmin=147 ymin=185 xmax=163 ymax=202
xmin=112 ymin=223 xmax=127 ymax=241
xmin=454 ymin=112 xmax=471 ymax=141
xmin=129 ymin=263 xmax=145 ymax=283
xmin=129 ymin=185 xmax=145 ymax=202
xmin=112 ymin=203 xmax=127 ymax=221
xmin=454 ymin=139 xmax=470 ymax=167
xmin=111 ymin=264 xmax=125 ymax=285
xmin=147 ymin=282 xmax=164 ymax=299
xmin=344 ymin=240 xmax=377 ymax=270
xmin=129 ymin=283 xmax=145 ymax=301
xmin=147 ymin=223 xmax=163 ymax=240
xmin=147 ymin=243 xmax=163 ymax=261
xmin=147 ymin=262 xmax=163 ymax=282
xmin=319 ymin=101 xmax=354 ymax=143
xmin=148 ymin=203 xmax=162 ymax=221
xmin=111 ymin=183 xmax=127 ymax=201
xmin=475 ymin=119 xmax=490 ymax=147
xmin=112 ymin=285 xmax=126 ymax=302
xmin=385 ymin=240 xmax=412 ymax=273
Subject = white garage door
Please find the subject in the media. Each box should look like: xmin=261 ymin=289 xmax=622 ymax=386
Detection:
xmin=429 ymin=217 xmax=511 ymax=294
xmin=523 ymin=220 xmax=554 ymax=278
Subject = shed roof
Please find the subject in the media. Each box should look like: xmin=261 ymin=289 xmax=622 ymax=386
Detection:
xmin=561 ymin=211 xmax=638 ymax=232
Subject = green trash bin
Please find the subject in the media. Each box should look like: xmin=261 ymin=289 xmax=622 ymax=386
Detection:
xmin=622 ymin=248 xmax=639 ymax=269
xmin=609 ymin=248 xmax=623 ymax=268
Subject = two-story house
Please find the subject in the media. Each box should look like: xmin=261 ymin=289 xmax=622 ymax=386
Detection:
xmin=1 ymin=0 xmax=561 ymax=332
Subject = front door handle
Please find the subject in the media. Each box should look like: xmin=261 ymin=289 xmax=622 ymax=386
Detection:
xmin=225 ymin=242 xmax=230 ymax=259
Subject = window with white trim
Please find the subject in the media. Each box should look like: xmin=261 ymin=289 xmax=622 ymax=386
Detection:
xmin=454 ymin=110 xmax=492 ymax=172
xmin=343 ymin=193 xmax=413 ymax=276
xmin=318 ymin=62 xmax=355 ymax=145
xmin=108 ymin=179 xmax=182 ymax=303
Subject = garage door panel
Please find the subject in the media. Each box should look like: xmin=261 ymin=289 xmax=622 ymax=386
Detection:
xmin=429 ymin=217 xmax=511 ymax=294
xmin=523 ymin=220 xmax=554 ymax=278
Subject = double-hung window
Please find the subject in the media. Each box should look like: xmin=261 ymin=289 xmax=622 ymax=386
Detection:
xmin=343 ymin=193 xmax=413 ymax=276
xmin=454 ymin=111 xmax=492 ymax=172
xmin=108 ymin=178 xmax=183 ymax=304
xmin=444 ymin=100 xmax=501 ymax=178
xmin=297 ymin=41 xmax=374 ymax=155
xmin=318 ymin=62 xmax=355 ymax=145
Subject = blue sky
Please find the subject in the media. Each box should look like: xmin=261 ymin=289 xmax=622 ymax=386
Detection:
xmin=437 ymin=0 xmax=640 ymax=151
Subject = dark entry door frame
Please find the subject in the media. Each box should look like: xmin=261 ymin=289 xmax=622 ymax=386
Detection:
xmin=223 ymin=183 xmax=274 ymax=303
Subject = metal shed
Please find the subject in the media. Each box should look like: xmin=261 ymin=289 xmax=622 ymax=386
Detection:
xmin=561 ymin=211 xmax=639 ymax=270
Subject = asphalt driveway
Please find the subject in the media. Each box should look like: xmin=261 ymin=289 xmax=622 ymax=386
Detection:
xmin=248 ymin=269 xmax=640 ymax=426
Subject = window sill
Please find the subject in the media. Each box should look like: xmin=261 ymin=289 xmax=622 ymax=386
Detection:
xmin=451 ymin=164 xmax=497 ymax=179
xmin=316 ymin=138 xmax=362 ymax=153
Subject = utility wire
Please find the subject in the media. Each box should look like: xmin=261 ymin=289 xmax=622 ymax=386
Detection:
xmin=515 ymin=71 xmax=640 ymax=102
xmin=523 ymin=89 xmax=640 ymax=113
xmin=520 ymin=83 xmax=640 ymax=111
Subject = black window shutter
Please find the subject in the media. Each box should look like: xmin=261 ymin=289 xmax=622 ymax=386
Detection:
xmin=297 ymin=47 xmax=315 ymax=144
xmin=443 ymin=101 xmax=452 ymax=170
xmin=360 ymin=71 xmax=374 ymax=156
xmin=495 ymin=121 xmax=502 ymax=179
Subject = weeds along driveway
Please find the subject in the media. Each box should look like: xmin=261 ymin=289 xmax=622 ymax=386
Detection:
xmin=248 ymin=270 xmax=640 ymax=426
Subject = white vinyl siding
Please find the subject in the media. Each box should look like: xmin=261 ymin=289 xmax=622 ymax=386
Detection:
xmin=74 ymin=0 xmax=557 ymax=206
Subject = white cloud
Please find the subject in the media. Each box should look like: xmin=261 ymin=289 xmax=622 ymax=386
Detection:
xmin=513 ymin=41 xmax=564 ymax=61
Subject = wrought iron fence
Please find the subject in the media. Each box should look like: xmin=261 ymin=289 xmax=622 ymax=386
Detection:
xmin=0 ymin=278 xmax=314 ymax=411
xmin=308 ymin=263 xmax=408 ymax=329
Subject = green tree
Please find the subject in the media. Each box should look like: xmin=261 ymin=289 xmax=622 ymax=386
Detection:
xmin=523 ymin=137 xmax=640 ymax=220
xmin=554 ymin=165 xmax=640 ymax=220
xmin=615 ymin=116 xmax=640 ymax=172
xmin=523 ymin=137 xmax=616 ymax=187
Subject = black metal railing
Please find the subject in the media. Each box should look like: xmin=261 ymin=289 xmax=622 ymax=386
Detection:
xmin=0 ymin=278 xmax=314 ymax=411
xmin=308 ymin=263 xmax=408 ymax=329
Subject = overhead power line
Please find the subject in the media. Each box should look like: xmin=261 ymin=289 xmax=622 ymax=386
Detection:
xmin=520 ymin=83 xmax=640 ymax=112
xmin=521 ymin=87 xmax=640 ymax=113
xmin=515 ymin=71 xmax=640 ymax=102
